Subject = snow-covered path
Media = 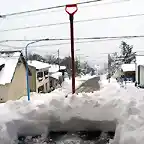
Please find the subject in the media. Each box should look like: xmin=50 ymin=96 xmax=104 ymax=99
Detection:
xmin=0 ymin=76 xmax=144 ymax=144
xmin=76 ymin=76 xmax=100 ymax=93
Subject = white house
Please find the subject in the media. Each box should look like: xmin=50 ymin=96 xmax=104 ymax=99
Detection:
xmin=0 ymin=51 xmax=31 ymax=102
xmin=48 ymin=64 xmax=66 ymax=90
xmin=121 ymin=63 xmax=136 ymax=82
xmin=28 ymin=60 xmax=51 ymax=93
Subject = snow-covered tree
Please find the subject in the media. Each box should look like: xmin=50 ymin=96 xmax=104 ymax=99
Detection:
xmin=119 ymin=41 xmax=135 ymax=64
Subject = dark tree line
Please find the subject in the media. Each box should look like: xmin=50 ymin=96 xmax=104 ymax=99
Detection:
xmin=28 ymin=53 xmax=94 ymax=76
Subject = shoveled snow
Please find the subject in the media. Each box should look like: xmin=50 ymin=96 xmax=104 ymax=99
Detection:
xmin=0 ymin=75 xmax=144 ymax=143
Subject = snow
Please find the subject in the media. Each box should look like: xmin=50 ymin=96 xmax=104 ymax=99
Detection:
xmin=121 ymin=64 xmax=135 ymax=72
xmin=28 ymin=60 xmax=50 ymax=70
xmin=1 ymin=75 xmax=144 ymax=143
xmin=49 ymin=64 xmax=66 ymax=73
xmin=0 ymin=52 xmax=21 ymax=85
xmin=50 ymin=72 xmax=62 ymax=80
xmin=136 ymin=55 xmax=144 ymax=65
xmin=28 ymin=61 xmax=66 ymax=73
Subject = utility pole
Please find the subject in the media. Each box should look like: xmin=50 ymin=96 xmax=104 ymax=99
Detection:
xmin=58 ymin=49 xmax=60 ymax=71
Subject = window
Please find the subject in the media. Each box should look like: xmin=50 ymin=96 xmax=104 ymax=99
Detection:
xmin=37 ymin=71 xmax=43 ymax=81
xmin=44 ymin=70 xmax=49 ymax=78
xmin=17 ymin=59 xmax=22 ymax=65
xmin=0 ymin=64 xmax=5 ymax=71
xmin=38 ymin=85 xmax=44 ymax=93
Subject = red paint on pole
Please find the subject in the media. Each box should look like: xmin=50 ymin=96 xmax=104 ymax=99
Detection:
xmin=65 ymin=4 xmax=78 ymax=94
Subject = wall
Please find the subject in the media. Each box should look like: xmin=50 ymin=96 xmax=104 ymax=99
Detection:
xmin=7 ymin=62 xmax=27 ymax=100
xmin=0 ymin=84 xmax=9 ymax=103
xmin=29 ymin=66 xmax=36 ymax=92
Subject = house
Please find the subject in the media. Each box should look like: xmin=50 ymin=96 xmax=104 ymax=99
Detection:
xmin=48 ymin=64 xmax=66 ymax=91
xmin=0 ymin=50 xmax=31 ymax=102
xmin=121 ymin=63 xmax=136 ymax=82
xmin=28 ymin=60 xmax=51 ymax=93
xmin=49 ymin=72 xmax=63 ymax=91
xmin=135 ymin=55 xmax=144 ymax=87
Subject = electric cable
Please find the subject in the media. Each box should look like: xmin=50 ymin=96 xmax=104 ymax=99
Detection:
xmin=0 ymin=12 xmax=143 ymax=33
xmin=1 ymin=0 xmax=129 ymax=19
xmin=0 ymin=35 xmax=144 ymax=49
xmin=0 ymin=0 xmax=104 ymax=18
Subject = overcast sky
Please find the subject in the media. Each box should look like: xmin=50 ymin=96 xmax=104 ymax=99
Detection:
xmin=0 ymin=0 xmax=144 ymax=66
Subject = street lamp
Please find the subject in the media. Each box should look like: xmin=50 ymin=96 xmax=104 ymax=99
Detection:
xmin=25 ymin=38 xmax=49 ymax=101
xmin=65 ymin=4 xmax=78 ymax=94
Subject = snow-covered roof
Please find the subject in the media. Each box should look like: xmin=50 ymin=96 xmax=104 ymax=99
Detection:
xmin=28 ymin=60 xmax=50 ymax=70
xmin=0 ymin=52 xmax=21 ymax=85
xmin=49 ymin=64 xmax=66 ymax=73
xmin=50 ymin=72 xmax=62 ymax=79
xmin=136 ymin=55 xmax=144 ymax=65
xmin=121 ymin=64 xmax=135 ymax=72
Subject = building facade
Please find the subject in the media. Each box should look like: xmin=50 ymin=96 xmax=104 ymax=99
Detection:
xmin=28 ymin=60 xmax=50 ymax=93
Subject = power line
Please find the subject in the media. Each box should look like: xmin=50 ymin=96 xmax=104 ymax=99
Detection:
xmin=2 ymin=0 xmax=129 ymax=19
xmin=0 ymin=38 xmax=73 ymax=43
xmin=1 ymin=35 xmax=144 ymax=43
xmin=1 ymin=35 xmax=144 ymax=49
xmin=0 ymin=12 xmax=143 ymax=33
xmin=0 ymin=0 xmax=104 ymax=18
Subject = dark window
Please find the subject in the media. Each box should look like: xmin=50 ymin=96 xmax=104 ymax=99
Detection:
xmin=0 ymin=64 xmax=5 ymax=71
xmin=37 ymin=72 xmax=43 ymax=81
xmin=37 ymin=72 xmax=43 ymax=78
xmin=45 ymin=83 xmax=48 ymax=91
xmin=17 ymin=59 xmax=21 ymax=65
xmin=44 ymin=70 xmax=49 ymax=78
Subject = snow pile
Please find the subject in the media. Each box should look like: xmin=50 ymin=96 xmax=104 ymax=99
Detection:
xmin=0 ymin=75 xmax=144 ymax=143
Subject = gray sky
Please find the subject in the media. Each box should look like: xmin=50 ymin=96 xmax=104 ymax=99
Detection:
xmin=0 ymin=0 xmax=144 ymax=66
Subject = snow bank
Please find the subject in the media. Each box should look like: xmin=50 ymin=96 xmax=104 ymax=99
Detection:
xmin=0 ymin=75 xmax=144 ymax=144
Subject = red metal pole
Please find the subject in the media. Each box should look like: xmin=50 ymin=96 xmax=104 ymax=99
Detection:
xmin=69 ymin=14 xmax=75 ymax=94
xmin=65 ymin=4 xmax=78 ymax=94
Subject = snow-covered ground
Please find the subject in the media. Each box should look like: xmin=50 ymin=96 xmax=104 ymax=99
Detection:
xmin=0 ymin=75 xmax=144 ymax=144
xmin=21 ymin=77 xmax=85 ymax=101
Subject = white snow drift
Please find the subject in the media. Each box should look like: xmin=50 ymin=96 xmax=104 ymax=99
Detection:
xmin=0 ymin=75 xmax=144 ymax=144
